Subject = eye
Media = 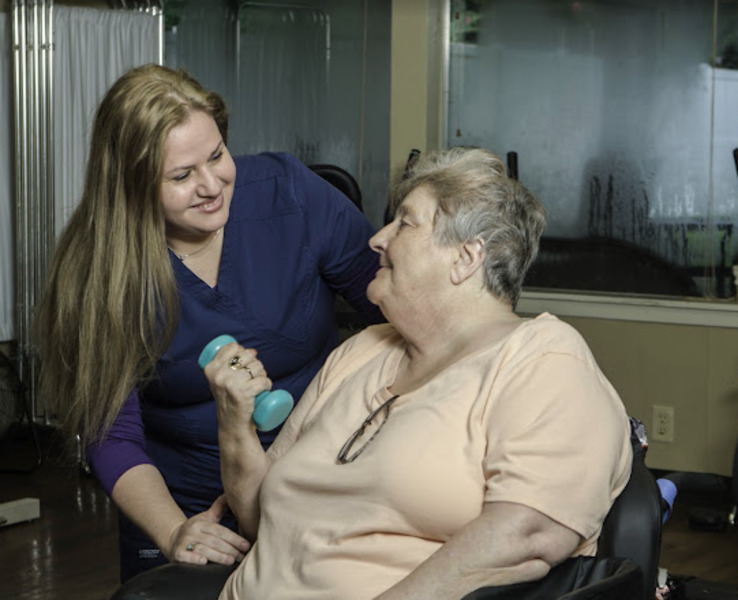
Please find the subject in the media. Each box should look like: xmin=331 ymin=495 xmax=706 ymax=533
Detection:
xmin=398 ymin=219 xmax=410 ymax=229
xmin=210 ymin=146 xmax=224 ymax=162
xmin=172 ymin=170 xmax=191 ymax=182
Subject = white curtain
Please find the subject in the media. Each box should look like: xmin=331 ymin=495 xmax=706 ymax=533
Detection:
xmin=0 ymin=6 xmax=158 ymax=344
xmin=53 ymin=6 xmax=160 ymax=236
xmin=0 ymin=12 xmax=13 ymax=341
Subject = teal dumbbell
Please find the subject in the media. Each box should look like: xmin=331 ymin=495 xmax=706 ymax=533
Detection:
xmin=198 ymin=334 xmax=294 ymax=432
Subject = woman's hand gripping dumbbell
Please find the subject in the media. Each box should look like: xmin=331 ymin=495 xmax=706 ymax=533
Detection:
xmin=198 ymin=335 xmax=294 ymax=432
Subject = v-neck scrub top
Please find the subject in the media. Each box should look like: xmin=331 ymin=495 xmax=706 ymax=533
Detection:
xmin=86 ymin=152 xmax=383 ymax=579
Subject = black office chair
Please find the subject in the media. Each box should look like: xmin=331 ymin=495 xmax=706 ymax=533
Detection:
xmin=308 ymin=163 xmax=363 ymax=212
xmin=597 ymin=424 xmax=663 ymax=600
xmin=111 ymin=421 xmax=662 ymax=600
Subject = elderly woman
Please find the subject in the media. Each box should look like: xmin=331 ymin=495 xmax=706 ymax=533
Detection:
xmin=205 ymin=147 xmax=632 ymax=599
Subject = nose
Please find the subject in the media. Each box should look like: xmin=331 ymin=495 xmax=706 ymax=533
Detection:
xmin=369 ymin=222 xmax=392 ymax=254
xmin=197 ymin=166 xmax=222 ymax=197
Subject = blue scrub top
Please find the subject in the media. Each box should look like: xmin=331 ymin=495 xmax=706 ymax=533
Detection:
xmin=88 ymin=152 xmax=383 ymax=581
xmin=140 ymin=152 xmax=383 ymax=515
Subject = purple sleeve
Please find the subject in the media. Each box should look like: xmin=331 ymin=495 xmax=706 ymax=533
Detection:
xmin=86 ymin=388 xmax=154 ymax=496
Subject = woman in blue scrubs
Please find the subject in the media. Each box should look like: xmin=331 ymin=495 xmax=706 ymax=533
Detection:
xmin=35 ymin=64 xmax=383 ymax=582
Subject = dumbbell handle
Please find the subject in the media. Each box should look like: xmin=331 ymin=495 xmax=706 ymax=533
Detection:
xmin=198 ymin=335 xmax=294 ymax=432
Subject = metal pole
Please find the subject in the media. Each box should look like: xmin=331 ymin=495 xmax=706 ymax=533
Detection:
xmin=11 ymin=0 xmax=30 ymax=413
xmin=156 ymin=0 xmax=164 ymax=65
xmin=29 ymin=0 xmax=41 ymax=416
xmin=34 ymin=0 xmax=54 ymax=422
xmin=43 ymin=0 xmax=54 ymax=274
xmin=11 ymin=0 xmax=55 ymax=421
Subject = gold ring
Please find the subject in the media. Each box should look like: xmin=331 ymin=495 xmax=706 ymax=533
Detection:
xmin=230 ymin=356 xmax=243 ymax=370
xmin=186 ymin=542 xmax=196 ymax=552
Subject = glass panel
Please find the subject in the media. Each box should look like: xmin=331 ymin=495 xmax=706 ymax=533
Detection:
xmin=165 ymin=0 xmax=391 ymax=228
xmin=448 ymin=0 xmax=738 ymax=299
xmin=164 ymin=0 xmax=239 ymax=107
xmin=234 ymin=4 xmax=329 ymax=159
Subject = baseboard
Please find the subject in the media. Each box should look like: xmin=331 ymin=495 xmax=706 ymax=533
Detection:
xmin=0 ymin=497 xmax=40 ymax=527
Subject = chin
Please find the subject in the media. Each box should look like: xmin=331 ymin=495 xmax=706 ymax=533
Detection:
xmin=366 ymin=281 xmax=382 ymax=307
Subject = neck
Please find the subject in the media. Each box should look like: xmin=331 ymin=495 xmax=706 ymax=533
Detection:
xmin=167 ymin=227 xmax=222 ymax=261
xmin=391 ymin=293 xmax=520 ymax=395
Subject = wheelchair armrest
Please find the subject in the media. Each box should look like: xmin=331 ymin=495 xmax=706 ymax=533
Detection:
xmin=110 ymin=562 xmax=235 ymax=600
xmin=462 ymin=556 xmax=644 ymax=600
xmin=597 ymin=446 xmax=662 ymax=600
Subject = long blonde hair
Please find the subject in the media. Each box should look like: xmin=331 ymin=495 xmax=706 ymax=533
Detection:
xmin=35 ymin=64 xmax=229 ymax=445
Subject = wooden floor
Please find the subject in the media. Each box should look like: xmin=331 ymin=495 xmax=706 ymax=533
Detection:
xmin=0 ymin=426 xmax=736 ymax=600
xmin=0 ymin=427 xmax=119 ymax=600
xmin=658 ymin=482 xmax=738 ymax=590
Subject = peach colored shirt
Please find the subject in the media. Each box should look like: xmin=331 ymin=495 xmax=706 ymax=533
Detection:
xmin=219 ymin=313 xmax=632 ymax=600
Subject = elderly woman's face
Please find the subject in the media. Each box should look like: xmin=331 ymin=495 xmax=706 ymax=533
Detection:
xmin=159 ymin=110 xmax=236 ymax=243
xmin=367 ymin=186 xmax=457 ymax=317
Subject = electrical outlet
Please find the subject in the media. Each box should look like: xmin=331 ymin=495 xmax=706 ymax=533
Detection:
xmin=652 ymin=405 xmax=675 ymax=443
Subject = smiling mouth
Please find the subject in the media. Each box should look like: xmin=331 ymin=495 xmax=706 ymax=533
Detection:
xmin=192 ymin=195 xmax=223 ymax=211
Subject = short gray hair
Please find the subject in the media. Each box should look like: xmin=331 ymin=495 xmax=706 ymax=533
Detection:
xmin=390 ymin=147 xmax=546 ymax=307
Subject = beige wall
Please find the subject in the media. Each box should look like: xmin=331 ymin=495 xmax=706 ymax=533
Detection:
xmin=389 ymin=0 xmax=445 ymax=180
xmin=557 ymin=316 xmax=738 ymax=477
xmin=390 ymin=0 xmax=738 ymax=477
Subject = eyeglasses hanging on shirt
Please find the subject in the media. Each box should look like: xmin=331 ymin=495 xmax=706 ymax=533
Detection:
xmin=336 ymin=395 xmax=399 ymax=464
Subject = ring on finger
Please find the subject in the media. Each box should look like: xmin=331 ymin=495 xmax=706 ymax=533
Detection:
xmin=186 ymin=542 xmax=197 ymax=552
xmin=230 ymin=356 xmax=243 ymax=370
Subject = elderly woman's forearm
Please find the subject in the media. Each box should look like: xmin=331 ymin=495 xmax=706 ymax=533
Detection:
xmin=219 ymin=432 xmax=271 ymax=540
xmin=373 ymin=501 xmax=580 ymax=600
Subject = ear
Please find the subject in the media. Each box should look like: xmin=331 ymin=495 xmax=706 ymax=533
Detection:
xmin=450 ymin=238 xmax=485 ymax=285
